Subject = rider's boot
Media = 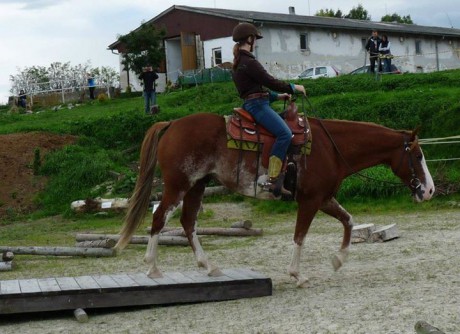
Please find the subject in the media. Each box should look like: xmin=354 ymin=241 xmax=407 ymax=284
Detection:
xmin=268 ymin=156 xmax=292 ymax=198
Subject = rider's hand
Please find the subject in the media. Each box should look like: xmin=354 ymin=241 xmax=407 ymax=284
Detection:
xmin=294 ymin=84 xmax=307 ymax=96
xmin=278 ymin=93 xmax=291 ymax=101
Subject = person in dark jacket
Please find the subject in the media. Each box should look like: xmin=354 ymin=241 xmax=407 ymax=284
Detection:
xmin=18 ymin=89 xmax=27 ymax=108
xmin=365 ymin=30 xmax=382 ymax=73
xmin=231 ymin=22 xmax=306 ymax=197
xmin=139 ymin=65 xmax=159 ymax=114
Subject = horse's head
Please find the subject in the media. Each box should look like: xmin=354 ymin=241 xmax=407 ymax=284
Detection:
xmin=391 ymin=128 xmax=435 ymax=202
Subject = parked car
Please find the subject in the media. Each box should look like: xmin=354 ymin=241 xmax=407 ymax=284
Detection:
xmin=349 ymin=64 xmax=401 ymax=75
xmin=298 ymin=66 xmax=340 ymax=79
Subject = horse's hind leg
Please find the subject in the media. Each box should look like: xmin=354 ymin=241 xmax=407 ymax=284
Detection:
xmin=320 ymin=197 xmax=354 ymax=271
xmin=289 ymin=194 xmax=322 ymax=288
xmin=145 ymin=189 xmax=183 ymax=278
xmin=180 ymin=178 xmax=223 ymax=277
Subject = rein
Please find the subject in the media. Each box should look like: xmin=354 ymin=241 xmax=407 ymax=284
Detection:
xmin=301 ymin=96 xmax=418 ymax=189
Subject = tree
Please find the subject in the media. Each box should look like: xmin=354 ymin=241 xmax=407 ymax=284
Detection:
xmin=117 ymin=22 xmax=166 ymax=76
xmin=315 ymin=8 xmax=343 ymax=18
xmin=9 ymin=61 xmax=119 ymax=96
xmin=344 ymin=4 xmax=371 ymax=20
xmin=381 ymin=13 xmax=414 ymax=24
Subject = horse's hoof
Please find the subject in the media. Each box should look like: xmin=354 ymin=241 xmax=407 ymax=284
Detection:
xmin=296 ymin=277 xmax=310 ymax=288
xmin=147 ymin=268 xmax=163 ymax=278
xmin=332 ymin=250 xmax=348 ymax=271
xmin=207 ymin=266 xmax=223 ymax=277
xmin=332 ymin=255 xmax=343 ymax=271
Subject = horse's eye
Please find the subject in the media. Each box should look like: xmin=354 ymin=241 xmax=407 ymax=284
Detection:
xmin=416 ymin=154 xmax=423 ymax=161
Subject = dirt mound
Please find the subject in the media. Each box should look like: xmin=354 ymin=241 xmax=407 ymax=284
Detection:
xmin=0 ymin=132 xmax=76 ymax=219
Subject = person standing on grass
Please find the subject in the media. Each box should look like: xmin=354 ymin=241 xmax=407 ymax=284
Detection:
xmin=379 ymin=34 xmax=392 ymax=73
xmin=87 ymin=73 xmax=96 ymax=100
xmin=139 ymin=65 xmax=159 ymax=114
xmin=365 ymin=30 xmax=382 ymax=73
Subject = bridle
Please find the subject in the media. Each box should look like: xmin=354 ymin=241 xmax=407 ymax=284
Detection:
xmin=394 ymin=135 xmax=424 ymax=198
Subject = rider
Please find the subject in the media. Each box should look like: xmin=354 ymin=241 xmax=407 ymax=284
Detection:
xmin=231 ymin=22 xmax=306 ymax=196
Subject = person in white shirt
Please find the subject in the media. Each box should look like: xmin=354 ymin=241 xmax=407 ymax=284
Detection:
xmin=379 ymin=35 xmax=392 ymax=73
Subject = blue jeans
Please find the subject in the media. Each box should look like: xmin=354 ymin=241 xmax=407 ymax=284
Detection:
xmin=242 ymin=97 xmax=292 ymax=161
xmin=143 ymin=90 xmax=157 ymax=113
xmin=383 ymin=58 xmax=392 ymax=73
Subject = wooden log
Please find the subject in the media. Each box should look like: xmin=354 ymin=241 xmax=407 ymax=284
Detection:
xmin=0 ymin=261 xmax=14 ymax=271
xmin=230 ymin=220 xmax=253 ymax=229
xmin=371 ymin=224 xmax=399 ymax=242
xmin=351 ymin=224 xmax=376 ymax=243
xmin=75 ymin=234 xmax=190 ymax=246
xmin=151 ymin=186 xmax=229 ymax=201
xmin=74 ymin=308 xmax=89 ymax=323
xmin=2 ymin=251 xmax=14 ymax=261
xmin=158 ymin=227 xmax=263 ymax=237
xmin=0 ymin=246 xmax=115 ymax=257
xmin=75 ymin=239 xmax=116 ymax=249
xmin=70 ymin=198 xmax=129 ymax=213
xmin=415 ymin=321 xmax=445 ymax=334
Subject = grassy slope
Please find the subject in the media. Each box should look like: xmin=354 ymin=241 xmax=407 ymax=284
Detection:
xmin=0 ymin=70 xmax=459 ymax=218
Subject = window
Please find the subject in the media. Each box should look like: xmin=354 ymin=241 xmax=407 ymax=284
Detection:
xmin=415 ymin=40 xmax=422 ymax=55
xmin=316 ymin=67 xmax=327 ymax=75
xmin=300 ymin=33 xmax=308 ymax=50
xmin=361 ymin=38 xmax=367 ymax=49
xmin=212 ymin=48 xmax=222 ymax=66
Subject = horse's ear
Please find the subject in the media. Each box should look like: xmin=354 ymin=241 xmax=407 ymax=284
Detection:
xmin=411 ymin=126 xmax=421 ymax=141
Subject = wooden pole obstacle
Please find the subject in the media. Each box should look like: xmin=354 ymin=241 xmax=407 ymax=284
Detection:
xmin=70 ymin=186 xmax=229 ymax=213
xmin=0 ymin=262 xmax=14 ymax=272
xmin=0 ymin=268 xmax=272 ymax=315
xmin=0 ymin=252 xmax=15 ymax=272
xmin=75 ymin=234 xmax=191 ymax=246
xmin=351 ymin=223 xmax=399 ymax=243
xmin=0 ymin=246 xmax=115 ymax=257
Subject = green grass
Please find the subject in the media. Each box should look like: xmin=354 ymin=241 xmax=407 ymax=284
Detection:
xmin=0 ymin=70 xmax=459 ymax=221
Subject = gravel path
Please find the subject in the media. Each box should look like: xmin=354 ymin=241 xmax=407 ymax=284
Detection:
xmin=1 ymin=206 xmax=458 ymax=334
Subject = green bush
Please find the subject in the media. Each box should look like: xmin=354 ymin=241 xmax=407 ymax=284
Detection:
xmin=37 ymin=145 xmax=114 ymax=215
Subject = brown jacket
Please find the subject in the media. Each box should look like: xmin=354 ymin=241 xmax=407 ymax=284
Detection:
xmin=232 ymin=50 xmax=293 ymax=99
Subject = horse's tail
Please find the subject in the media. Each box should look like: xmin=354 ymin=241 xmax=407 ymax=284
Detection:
xmin=114 ymin=121 xmax=171 ymax=251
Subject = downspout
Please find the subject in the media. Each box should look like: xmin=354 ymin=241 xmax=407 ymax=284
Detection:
xmin=435 ymin=39 xmax=440 ymax=71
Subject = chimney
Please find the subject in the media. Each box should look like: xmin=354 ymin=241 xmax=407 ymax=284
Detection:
xmin=289 ymin=6 xmax=295 ymax=15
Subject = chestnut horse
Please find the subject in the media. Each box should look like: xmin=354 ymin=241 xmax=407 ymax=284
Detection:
xmin=115 ymin=110 xmax=435 ymax=287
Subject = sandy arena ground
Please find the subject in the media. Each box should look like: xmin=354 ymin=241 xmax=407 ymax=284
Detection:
xmin=0 ymin=204 xmax=459 ymax=334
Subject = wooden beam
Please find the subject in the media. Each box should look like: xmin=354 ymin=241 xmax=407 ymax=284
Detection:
xmin=230 ymin=220 xmax=253 ymax=229
xmin=371 ymin=224 xmax=399 ymax=242
xmin=0 ymin=261 xmax=14 ymax=272
xmin=75 ymin=234 xmax=190 ymax=246
xmin=75 ymin=239 xmax=117 ymax=249
xmin=2 ymin=251 xmax=14 ymax=261
xmin=351 ymin=224 xmax=376 ymax=243
xmin=158 ymin=227 xmax=263 ymax=237
xmin=0 ymin=246 xmax=115 ymax=257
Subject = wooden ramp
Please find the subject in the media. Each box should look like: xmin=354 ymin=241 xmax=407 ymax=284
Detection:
xmin=0 ymin=268 xmax=271 ymax=315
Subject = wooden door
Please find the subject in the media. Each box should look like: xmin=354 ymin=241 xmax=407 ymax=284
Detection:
xmin=181 ymin=32 xmax=197 ymax=71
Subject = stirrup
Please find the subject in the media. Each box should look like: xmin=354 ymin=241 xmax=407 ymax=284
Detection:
xmin=268 ymin=174 xmax=292 ymax=199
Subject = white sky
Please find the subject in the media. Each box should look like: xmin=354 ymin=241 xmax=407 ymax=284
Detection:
xmin=1 ymin=0 xmax=459 ymax=104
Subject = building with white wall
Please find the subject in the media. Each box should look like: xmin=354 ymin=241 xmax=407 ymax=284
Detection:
xmin=108 ymin=5 xmax=460 ymax=92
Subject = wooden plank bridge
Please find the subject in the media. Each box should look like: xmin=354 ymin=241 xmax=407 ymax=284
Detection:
xmin=0 ymin=268 xmax=271 ymax=315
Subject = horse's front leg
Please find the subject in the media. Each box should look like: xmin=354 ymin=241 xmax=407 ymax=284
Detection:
xmin=288 ymin=194 xmax=321 ymax=288
xmin=320 ymin=197 xmax=354 ymax=271
xmin=181 ymin=179 xmax=223 ymax=277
